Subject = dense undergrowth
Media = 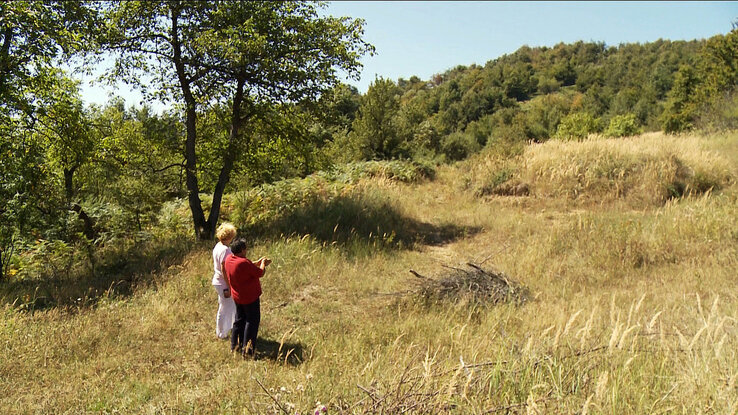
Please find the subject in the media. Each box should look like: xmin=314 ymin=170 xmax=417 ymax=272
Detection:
xmin=2 ymin=132 xmax=738 ymax=414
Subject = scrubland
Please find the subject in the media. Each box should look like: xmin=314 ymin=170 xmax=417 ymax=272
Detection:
xmin=2 ymin=131 xmax=737 ymax=414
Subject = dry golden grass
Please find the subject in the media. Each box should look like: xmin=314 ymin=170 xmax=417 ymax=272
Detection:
xmin=1 ymin=131 xmax=738 ymax=414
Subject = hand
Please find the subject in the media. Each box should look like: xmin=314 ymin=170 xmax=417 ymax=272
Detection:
xmin=223 ymin=288 xmax=231 ymax=298
xmin=262 ymin=258 xmax=272 ymax=266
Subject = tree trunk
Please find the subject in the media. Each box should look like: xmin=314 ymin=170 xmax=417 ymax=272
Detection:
xmin=63 ymin=166 xmax=96 ymax=241
xmin=71 ymin=203 xmax=96 ymax=242
xmin=206 ymin=79 xmax=246 ymax=236
xmin=170 ymin=4 xmax=210 ymax=239
xmin=63 ymin=167 xmax=75 ymax=202
xmin=0 ymin=25 xmax=12 ymax=96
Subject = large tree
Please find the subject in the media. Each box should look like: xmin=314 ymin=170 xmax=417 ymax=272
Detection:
xmin=102 ymin=1 xmax=372 ymax=239
xmin=0 ymin=1 xmax=98 ymax=277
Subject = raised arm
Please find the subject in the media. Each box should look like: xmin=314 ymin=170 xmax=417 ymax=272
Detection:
xmin=255 ymin=257 xmax=272 ymax=274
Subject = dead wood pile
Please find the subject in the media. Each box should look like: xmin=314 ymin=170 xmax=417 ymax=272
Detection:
xmin=410 ymin=263 xmax=528 ymax=306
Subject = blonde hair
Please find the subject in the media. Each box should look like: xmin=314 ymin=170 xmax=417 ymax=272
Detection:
xmin=215 ymin=222 xmax=237 ymax=243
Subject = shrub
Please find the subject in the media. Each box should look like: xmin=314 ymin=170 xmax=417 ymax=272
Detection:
xmin=154 ymin=200 xmax=192 ymax=238
xmin=325 ymin=160 xmax=436 ymax=183
xmin=554 ymin=112 xmax=602 ymax=141
xmin=230 ymin=160 xmax=436 ymax=233
xmin=441 ymin=131 xmax=481 ymax=161
xmin=695 ymin=91 xmax=738 ymax=132
xmin=604 ymin=113 xmax=641 ymax=137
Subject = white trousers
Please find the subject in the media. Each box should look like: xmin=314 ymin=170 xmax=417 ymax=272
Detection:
xmin=213 ymin=284 xmax=236 ymax=339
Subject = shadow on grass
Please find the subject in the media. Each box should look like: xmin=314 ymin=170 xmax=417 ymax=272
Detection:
xmin=254 ymin=338 xmax=306 ymax=366
xmin=0 ymin=235 xmax=195 ymax=312
xmin=242 ymin=195 xmax=479 ymax=254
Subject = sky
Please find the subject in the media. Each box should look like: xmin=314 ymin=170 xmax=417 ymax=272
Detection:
xmin=78 ymin=1 xmax=738 ymax=112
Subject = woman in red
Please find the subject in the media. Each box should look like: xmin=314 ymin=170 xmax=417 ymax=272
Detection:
xmin=224 ymin=238 xmax=271 ymax=357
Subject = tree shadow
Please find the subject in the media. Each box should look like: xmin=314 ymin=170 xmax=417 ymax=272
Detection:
xmin=254 ymin=338 xmax=306 ymax=366
xmin=0 ymin=235 xmax=195 ymax=312
xmin=242 ymin=194 xmax=479 ymax=255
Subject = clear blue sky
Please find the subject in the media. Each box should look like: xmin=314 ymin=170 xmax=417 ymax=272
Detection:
xmin=79 ymin=1 xmax=738 ymax=110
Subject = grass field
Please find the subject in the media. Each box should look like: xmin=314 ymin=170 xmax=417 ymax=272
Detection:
xmin=2 ymin=131 xmax=737 ymax=414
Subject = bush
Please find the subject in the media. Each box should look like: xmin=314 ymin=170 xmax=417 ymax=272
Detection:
xmin=695 ymin=91 xmax=738 ymax=132
xmin=604 ymin=113 xmax=641 ymax=137
xmin=441 ymin=131 xmax=481 ymax=161
xmin=325 ymin=160 xmax=436 ymax=183
xmin=537 ymin=76 xmax=561 ymax=94
xmin=230 ymin=160 xmax=436 ymax=232
xmin=154 ymin=200 xmax=192 ymax=238
xmin=554 ymin=112 xmax=602 ymax=141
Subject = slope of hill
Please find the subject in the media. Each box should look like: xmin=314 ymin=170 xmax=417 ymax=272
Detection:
xmin=2 ymin=131 xmax=737 ymax=414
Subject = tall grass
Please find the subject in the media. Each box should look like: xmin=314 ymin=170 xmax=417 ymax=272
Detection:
xmin=470 ymin=132 xmax=735 ymax=207
xmin=1 ymin=132 xmax=737 ymax=414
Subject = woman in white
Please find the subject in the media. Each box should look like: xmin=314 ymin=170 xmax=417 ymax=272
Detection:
xmin=212 ymin=223 xmax=237 ymax=339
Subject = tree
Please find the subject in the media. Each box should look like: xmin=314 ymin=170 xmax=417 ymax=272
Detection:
xmin=102 ymin=1 xmax=372 ymax=239
xmin=696 ymin=28 xmax=738 ymax=104
xmin=0 ymin=1 xmax=97 ymax=117
xmin=661 ymin=65 xmax=699 ymax=133
xmin=33 ymin=72 xmax=98 ymax=240
xmin=34 ymin=73 xmax=93 ymax=202
xmin=0 ymin=120 xmax=46 ymax=280
xmin=349 ymin=77 xmax=405 ymax=160
xmin=0 ymin=2 xmax=97 ymax=274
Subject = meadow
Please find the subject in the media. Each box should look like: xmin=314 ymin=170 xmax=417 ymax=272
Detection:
xmin=1 ymin=131 xmax=737 ymax=414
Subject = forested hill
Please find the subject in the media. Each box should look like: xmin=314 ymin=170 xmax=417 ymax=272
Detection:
xmin=327 ymin=35 xmax=736 ymax=163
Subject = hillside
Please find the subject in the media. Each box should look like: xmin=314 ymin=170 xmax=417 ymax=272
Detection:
xmin=2 ymin=131 xmax=737 ymax=414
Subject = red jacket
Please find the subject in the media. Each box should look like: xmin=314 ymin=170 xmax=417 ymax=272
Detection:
xmin=224 ymin=254 xmax=264 ymax=305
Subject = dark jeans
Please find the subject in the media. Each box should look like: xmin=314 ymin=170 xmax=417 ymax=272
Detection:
xmin=231 ymin=298 xmax=260 ymax=355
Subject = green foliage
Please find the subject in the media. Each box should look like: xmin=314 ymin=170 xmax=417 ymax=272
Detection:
xmin=347 ymin=77 xmax=406 ymax=160
xmin=660 ymin=29 xmax=738 ymax=133
xmin=0 ymin=1 xmax=98 ymax=116
xmin=230 ymin=160 xmax=434 ymax=232
xmin=604 ymin=113 xmax=641 ymax=137
xmin=326 ymin=160 xmax=436 ymax=183
xmin=0 ymin=120 xmax=49 ymax=280
xmin=695 ymin=90 xmax=738 ymax=131
xmin=523 ymin=93 xmax=572 ymax=141
xmin=554 ymin=112 xmax=602 ymax=141
xmin=14 ymin=239 xmax=82 ymax=281
xmin=337 ymin=37 xmax=705 ymax=164
xmin=661 ymin=65 xmax=700 ymax=133
xmin=441 ymin=131 xmax=481 ymax=161
xmin=695 ymin=29 xmax=738 ymax=105
xmin=102 ymin=0 xmax=373 ymax=239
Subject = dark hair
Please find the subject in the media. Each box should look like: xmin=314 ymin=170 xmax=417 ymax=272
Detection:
xmin=229 ymin=238 xmax=247 ymax=255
